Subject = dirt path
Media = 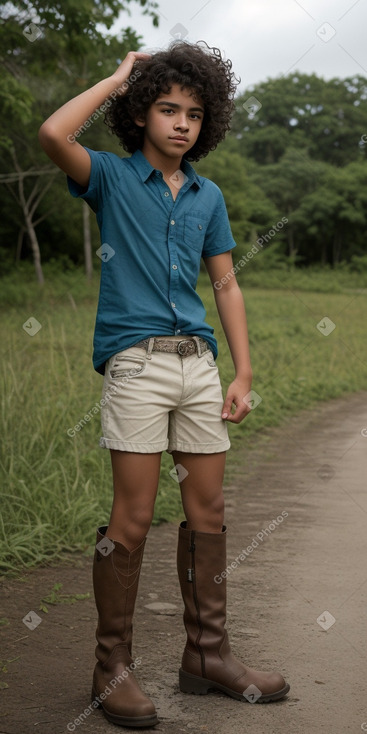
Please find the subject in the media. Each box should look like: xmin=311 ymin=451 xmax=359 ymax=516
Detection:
xmin=1 ymin=392 xmax=367 ymax=734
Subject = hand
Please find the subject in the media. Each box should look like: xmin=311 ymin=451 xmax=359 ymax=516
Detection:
xmin=110 ymin=50 xmax=151 ymax=95
xmin=221 ymin=376 xmax=253 ymax=424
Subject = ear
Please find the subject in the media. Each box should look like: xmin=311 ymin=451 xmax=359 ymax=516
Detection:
xmin=134 ymin=116 xmax=146 ymax=128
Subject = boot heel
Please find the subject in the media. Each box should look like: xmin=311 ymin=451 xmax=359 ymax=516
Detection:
xmin=179 ymin=669 xmax=211 ymax=695
xmin=91 ymin=687 xmax=102 ymax=707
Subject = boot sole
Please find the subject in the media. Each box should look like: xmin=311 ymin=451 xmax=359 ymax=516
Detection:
xmin=179 ymin=669 xmax=290 ymax=703
xmin=91 ymin=687 xmax=159 ymax=728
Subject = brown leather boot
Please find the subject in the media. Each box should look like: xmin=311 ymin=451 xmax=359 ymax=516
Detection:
xmin=92 ymin=526 xmax=158 ymax=727
xmin=177 ymin=521 xmax=290 ymax=703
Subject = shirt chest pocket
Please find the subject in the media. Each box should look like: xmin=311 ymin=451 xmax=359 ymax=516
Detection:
xmin=183 ymin=213 xmax=208 ymax=252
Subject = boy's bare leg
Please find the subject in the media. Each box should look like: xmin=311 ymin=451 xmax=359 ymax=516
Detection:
xmin=106 ymin=450 xmax=162 ymax=549
xmin=171 ymin=450 xmax=226 ymax=532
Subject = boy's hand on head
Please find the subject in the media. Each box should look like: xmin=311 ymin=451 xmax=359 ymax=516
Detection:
xmin=221 ymin=377 xmax=253 ymax=424
xmin=38 ymin=50 xmax=151 ymax=188
xmin=110 ymin=51 xmax=151 ymax=95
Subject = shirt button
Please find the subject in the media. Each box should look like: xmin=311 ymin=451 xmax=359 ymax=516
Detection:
xmin=171 ymin=302 xmax=176 ymax=308
xmin=172 ymin=264 xmax=178 ymax=270
xmin=176 ymin=330 xmax=181 ymax=334
xmin=198 ymin=224 xmax=203 ymax=230
xmin=170 ymin=219 xmax=175 ymax=225
xmin=164 ymin=191 xmax=169 ymax=197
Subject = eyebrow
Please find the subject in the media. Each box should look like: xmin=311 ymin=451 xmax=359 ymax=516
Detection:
xmin=155 ymin=101 xmax=204 ymax=113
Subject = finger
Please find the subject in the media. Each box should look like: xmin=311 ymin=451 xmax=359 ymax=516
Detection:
xmin=226 ymin=406 xmax=249 ymax=423
xmin=118 ymin=51 xmax=151 ymax=75
xmin=221 ymin=393 xmax=235 ymax=420
xmin=224 ymin=396 xmax=251 ymax=423
xmin=226 ymin=411 xmax=249 ymax=424
xmin=127 ymin=51 xmax=152 ymax=63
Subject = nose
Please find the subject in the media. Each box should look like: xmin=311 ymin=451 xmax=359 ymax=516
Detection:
xmin=174 ymin=114 xmax=189 ymax=131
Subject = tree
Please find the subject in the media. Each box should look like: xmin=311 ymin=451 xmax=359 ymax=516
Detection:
xmin=232 ymin=73 xmax=367 ymax=166
xmin=1 ymin=151 xmax=60 ymax=283
xmin=251 ymin=147 xmax=326 ymax=261
xmin=291 ymin=161 xmax=367 ymax=266
xmin=0 ymin=0 xmax=159 ymax=280
xmin=195 ymin=141 xmax=279 ymax=247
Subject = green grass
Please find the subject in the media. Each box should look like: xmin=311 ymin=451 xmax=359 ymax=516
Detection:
xmin=1 ymin=265 xmax=366 ymax=574
xmin=39 ymin=582 xmax=90 ymax=613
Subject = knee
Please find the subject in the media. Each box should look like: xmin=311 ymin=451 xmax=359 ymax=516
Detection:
xmin=188 ymin=491 xmax=224 ymax=532
xmin=110 ymin=505 xmax=154 ymax=547
xmin=127 ymin=507 xmax=154 ymax=540
xmin=207 ymin=493 xmax=225 ymax=523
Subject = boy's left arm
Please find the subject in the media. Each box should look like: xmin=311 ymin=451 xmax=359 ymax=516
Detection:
xmin=204 ymin=252 xmax=253 ymax=424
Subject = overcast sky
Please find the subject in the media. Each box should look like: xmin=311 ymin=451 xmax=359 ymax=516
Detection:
xmin=113 ymin=0 xmax=366 ymax=91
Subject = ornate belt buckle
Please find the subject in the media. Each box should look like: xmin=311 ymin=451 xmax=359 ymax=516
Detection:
xmin=177 ymin=339 xmax=195 ymax=356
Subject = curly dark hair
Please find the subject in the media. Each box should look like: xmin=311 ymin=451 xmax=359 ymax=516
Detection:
xmin=104 ymin=40 xmax=240 ymax=161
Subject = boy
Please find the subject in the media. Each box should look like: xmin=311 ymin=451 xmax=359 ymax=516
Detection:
xmin=39 ymin=41 xmax=290 ymax=729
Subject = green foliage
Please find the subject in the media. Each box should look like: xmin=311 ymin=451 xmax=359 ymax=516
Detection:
xmin=195 ymin=142 xmax=279 ymax=244
xmin=0 ymin=0 xmax=154 ymax=270
xmin=0 ymin=74 xmax=34 ymax=129
xmin=289 ymin=160 xmax=367 ymax=265
xmin=349 ymin=254 xmax=367 ymax=273
xmin=2 ymin=1 xmax=367 ymax=271
xmin=0 ymin=0 xmax=158 ymax=55
xmin=0 ymin=655 xmax=19 ymax=689
xmin=232 ymin=72 xmax=367 ymax=166
xmin=39 ymin=582 xmax=90 ymax=612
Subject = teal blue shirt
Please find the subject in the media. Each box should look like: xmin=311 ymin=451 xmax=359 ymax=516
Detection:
xmin=68 ymin=148 xmax=236 ymax=374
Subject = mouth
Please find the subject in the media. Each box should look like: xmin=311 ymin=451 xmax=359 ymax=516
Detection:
xmin=169 ymin=136 xmax=189 ymax=143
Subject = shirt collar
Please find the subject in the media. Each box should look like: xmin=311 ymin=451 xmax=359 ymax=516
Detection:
xmin=130 ymin=149 xmax=201 ymax=189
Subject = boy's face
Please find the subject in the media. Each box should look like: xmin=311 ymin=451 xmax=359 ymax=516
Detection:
xmin=135 ymin=84 xmax=204 ymax=161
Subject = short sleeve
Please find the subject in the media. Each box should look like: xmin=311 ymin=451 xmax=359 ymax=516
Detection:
xmin=202 ymin=183 xmax=237 ymax=258
xmin=67 ymin=147 xmax=122 ymax=213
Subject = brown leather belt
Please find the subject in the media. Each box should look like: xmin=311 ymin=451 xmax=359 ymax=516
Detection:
xmin=134 ymin=336 xmax=210 ymax=357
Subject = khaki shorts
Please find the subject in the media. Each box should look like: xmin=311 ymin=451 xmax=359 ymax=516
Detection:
xmin=99 ymin=337 xmax=230 ymax=454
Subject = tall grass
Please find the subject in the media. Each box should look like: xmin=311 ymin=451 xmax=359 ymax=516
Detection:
xmin=1 ymin=265 xmax=366 ymax=574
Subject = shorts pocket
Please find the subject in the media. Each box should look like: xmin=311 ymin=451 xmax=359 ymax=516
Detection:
xmin=109 ymin=349 xmax=147 ymax=380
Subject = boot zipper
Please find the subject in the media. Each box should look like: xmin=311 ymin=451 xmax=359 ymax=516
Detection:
xmin=189 ymin=531 xmax=206 ymax=678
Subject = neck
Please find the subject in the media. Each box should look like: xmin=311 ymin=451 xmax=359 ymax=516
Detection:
xmin=140 ymin=143 xmax=183 ymax=177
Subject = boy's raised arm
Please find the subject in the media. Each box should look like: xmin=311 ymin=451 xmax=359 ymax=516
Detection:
xmin=38 ymin=51 xmax=150 ymax=188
